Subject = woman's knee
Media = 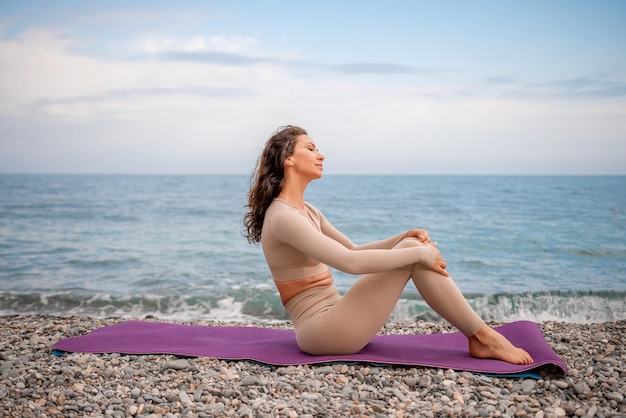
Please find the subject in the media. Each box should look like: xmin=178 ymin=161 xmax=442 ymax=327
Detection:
xmin=392 ymin=237 xmax=426 ymax=274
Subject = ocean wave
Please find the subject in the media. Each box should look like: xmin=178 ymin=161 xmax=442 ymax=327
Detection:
xmin=393 ymin=290 xmax=626 ymax=324
xmin=0 ymin=289 xmax=623 ymax=324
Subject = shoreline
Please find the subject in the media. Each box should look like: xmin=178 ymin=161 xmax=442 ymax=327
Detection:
xmin=1 ymin=315 xmax=624 ymax=417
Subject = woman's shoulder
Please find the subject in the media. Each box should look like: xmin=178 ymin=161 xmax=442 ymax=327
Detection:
xmin=264 ymin=200 xmax=294 ymax=235
xmin=267 ymin=199 xmax=286 ymax=215
xmin=267 ymin=199 xmax=300 ymax=219
xmin=304 ymin=201 xmax=324 ymax=221
xmin=304 ymin=201 xmax=321 ymax=213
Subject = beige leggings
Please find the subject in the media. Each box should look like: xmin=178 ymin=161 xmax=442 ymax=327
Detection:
xmin=285 ymin=238 xmax=485 ymax=355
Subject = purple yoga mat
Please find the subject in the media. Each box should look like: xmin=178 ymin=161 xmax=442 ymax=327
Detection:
xmin=53 ymin=320 xmax=567 ymax=375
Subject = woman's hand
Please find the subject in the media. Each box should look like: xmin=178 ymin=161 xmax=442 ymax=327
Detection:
xmin=408 ymin=229 xmax=448 ymax=276
xmin=433 ymin=251 xmax=449 ymax=276
xmin=407 ymin=229 xmax=436 ymax=246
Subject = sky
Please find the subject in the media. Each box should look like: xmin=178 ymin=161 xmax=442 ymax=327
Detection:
xmin=0 ymin=1 xmax=625 ymax=175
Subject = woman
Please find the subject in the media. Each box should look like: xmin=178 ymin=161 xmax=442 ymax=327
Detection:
xmin=244 ymin=125 xmax=533 ymax=365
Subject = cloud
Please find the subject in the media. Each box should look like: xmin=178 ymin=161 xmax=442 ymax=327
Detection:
xmin=330 ymin=62 xmax=430 ymax=75
xmin=0 ymin=29 xmax=285 ymax=118
xmin=0 ymin=27 xmax=624 ymax=174
xmin=480 ymin=74 xmax=626 ymax=100
xmin=482 ymin=77 xmax=517 ymax=85
xmin=149 ymin=43 xmax=433 ymax=77
xmin=128 ymin=33 xmax=437 ymax=77
xmin=157 ymin=50 xmax=279 ymax=66
xmin=133 ymin=34 xmax=262 ymax=55
xmin=534 ymin=77 xmax=626 ymax=99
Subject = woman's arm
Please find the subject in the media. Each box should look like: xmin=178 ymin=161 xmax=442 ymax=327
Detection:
xmin=268 ymin=209 xmax=439 ymax=275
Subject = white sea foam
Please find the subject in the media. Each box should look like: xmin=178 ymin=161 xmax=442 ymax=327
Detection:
xmin=1 ymin=290 xmax=625 ymax=324
xmin=391 ymin=292 xmax=626 ymax=324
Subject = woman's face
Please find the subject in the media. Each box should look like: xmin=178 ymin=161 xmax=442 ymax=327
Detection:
xmin=287 ymin=134 xmax=325 ymax=179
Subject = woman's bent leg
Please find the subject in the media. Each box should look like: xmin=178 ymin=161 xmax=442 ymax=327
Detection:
xmin=295 ymin=268 xmax=414 ymax=355
xmin=295 ymin=238 xmax=533 ymax=364
xmin=295 ymin=238 xmax=478 ymax=355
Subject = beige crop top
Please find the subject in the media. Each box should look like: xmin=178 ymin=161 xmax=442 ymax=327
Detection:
xmin=261 ymin=199 xmax=438 ymax=282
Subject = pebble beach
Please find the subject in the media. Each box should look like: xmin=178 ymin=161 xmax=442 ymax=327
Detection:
xmin=0 ymin=315 xmax=624 ymax=418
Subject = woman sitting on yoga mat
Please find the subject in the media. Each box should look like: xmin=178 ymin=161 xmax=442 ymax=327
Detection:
xmin=244 ymin=125 xmax=533 ymax=365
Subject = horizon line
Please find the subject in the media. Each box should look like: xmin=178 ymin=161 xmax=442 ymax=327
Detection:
xmin=1 ymin=172 xmax=624 ymax=177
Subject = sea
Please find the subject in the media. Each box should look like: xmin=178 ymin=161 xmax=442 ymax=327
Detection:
xmin=0 ymin=174 xmax=624 ymax=324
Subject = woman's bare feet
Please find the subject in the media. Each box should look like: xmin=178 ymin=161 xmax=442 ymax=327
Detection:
xmin=468 ymin=324 xmax=534 ymax=365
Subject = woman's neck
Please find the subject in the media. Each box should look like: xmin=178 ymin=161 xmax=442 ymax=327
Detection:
xmin=276 ymin=192 xmax=305 ymax=209
xmin=277 ymin=179 xmax=308 ymax=209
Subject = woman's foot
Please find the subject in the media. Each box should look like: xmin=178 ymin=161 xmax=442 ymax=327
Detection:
xmin=468 ymin=324 xmax=534 ymax=365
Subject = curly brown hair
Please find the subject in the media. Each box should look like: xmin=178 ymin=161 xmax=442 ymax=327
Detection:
xmin=243 ymin=125 xmax=308 ymax=243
